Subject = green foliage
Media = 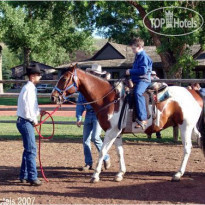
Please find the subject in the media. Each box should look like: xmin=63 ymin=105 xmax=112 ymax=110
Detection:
xmin=1 ymin=1 xmax=205 ymax=78
xmin=72 ymin=1 xmax=143 ymax=45
xmin=2 ymin=46 xmax=21 ymax=89
xmin=170 ymin=49 xmax=198 ymax=78
xmin=0 ymin=97 xmax=52 ymax=106
xmin=71 ymin=1 xmax=205 ymax=78
xmin=0 ymin=115 xmax=177 ymax=143
xmin=0 ymin=1 xmax=94 ymax=67
xmin=2 ymin=47 xmax=21 ymax=71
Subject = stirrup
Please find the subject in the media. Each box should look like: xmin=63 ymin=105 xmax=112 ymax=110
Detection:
xmin=135 ymin=119 xmax=147 ymax=130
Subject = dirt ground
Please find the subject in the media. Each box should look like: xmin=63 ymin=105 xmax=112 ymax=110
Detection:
xmin=0 ymin=139 xmax=205 ymax=204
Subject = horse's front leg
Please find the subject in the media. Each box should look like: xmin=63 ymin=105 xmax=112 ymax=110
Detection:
xmin=91 ymin=129 xmax=121 ymax=183
xmin=172 ymin=124 xmax=193 ymax=181
xmin=114 ymin=135 xmax=126 ymax=182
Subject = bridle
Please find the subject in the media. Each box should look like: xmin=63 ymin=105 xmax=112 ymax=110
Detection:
xmin=54 ymin=69 xmax=78 ymax=101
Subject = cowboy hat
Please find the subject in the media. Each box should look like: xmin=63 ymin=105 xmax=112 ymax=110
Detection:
xmin=86 ymin=64 xmax=106 ymax=75
xmin=151 ymin=71 xmax=156 ymax=75
xmin=23 ymin=64 xmax=43 ymax=76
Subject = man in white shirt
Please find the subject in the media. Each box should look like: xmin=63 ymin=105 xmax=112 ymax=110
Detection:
xmin=16 ymin=64 xmax=44 ymax=186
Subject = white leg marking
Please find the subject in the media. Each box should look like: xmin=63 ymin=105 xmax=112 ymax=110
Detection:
xmin=114 ymin=135 xmax=126 ymax=182
xmin=172 ymin=123 xmax=193 ymax=181
xmin=91 ymin=128 xmax=121 ymax=183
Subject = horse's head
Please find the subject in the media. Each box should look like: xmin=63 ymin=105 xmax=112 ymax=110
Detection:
xmin=51 ymin=64 xmax=78 ymax=104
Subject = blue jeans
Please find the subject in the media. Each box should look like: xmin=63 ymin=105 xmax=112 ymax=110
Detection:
xmin=83 ymin=112 xmax=110 ymax=166
xmin=134 ymin=81 xmax=150 ymax=121
xmin=16 ymin=117 xmax=38 ymax=181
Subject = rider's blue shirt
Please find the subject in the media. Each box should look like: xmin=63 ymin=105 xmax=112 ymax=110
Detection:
xmin=130 ymin=50 xmax=152 ymax=83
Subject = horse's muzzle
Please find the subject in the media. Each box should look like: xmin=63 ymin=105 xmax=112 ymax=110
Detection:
xmin=51 ymin=95 xmax=62 ymax=105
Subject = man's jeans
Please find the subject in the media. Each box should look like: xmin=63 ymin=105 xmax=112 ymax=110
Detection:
xmin=134 ymin=81 xmax=150 ymax=121
xmin=83 ymin=112 xmax=110 ymax=166
xmin=16 ymin=117 xmax=38 ymax=181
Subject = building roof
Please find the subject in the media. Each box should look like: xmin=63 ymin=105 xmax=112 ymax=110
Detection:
xmin=56 ymin=42 xmax=205 ymax=70
xmin=11 ymin=61 xmax=56 ymax=78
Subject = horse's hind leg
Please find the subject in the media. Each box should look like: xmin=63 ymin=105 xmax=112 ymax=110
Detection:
xmin=114 ymin=135 xmax=126 ymax=182
xmin=172 ymin=123 xmax=193 ymax=181
xmin=91 ymin=129 xmax=121 ymax=183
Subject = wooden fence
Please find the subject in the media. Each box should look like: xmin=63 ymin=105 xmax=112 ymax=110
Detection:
xmin=1 ymin=79 xmax=205 ymax=141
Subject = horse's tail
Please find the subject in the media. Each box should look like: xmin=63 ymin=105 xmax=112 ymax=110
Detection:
xmin=197 ymin=99 xmax=205 ymax=156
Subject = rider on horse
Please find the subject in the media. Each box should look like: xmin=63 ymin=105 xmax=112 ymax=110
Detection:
xmin=126 ymin=37 xmax=152 ymax=129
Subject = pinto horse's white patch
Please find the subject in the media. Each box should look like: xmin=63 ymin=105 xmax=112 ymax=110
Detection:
xmin=108 ymin=113 xmax=113 ymax=121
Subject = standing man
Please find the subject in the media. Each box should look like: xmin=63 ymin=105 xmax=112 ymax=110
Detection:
xmin=16 ymin=64 xmax=44 ymax=186
xmin=76 ymin=64 xmax=111 ymax=171
xmin=191 ymin=83 xmax=205 ymax=97
xmin=126 ymin=38 xmax=152 ymax=129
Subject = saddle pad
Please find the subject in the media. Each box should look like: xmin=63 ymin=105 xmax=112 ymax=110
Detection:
xmin=157 ymin=87 xmax=170 ymax=102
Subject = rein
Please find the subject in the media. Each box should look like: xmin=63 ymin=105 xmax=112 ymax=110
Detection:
xmin=34 ymin=105 xmax=61 ymax=182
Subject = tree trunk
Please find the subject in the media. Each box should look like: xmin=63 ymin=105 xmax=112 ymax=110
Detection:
xmin=23 ymin=47 xmax=31 ymax=78
xmin=0 ymin=45 xmax=3 ymax=94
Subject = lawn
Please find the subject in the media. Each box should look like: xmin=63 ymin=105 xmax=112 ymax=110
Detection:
xmin=0 ymin=97 xmax=52 ymax=106
xmin=0 ymin=116 xmax=180 ymax=143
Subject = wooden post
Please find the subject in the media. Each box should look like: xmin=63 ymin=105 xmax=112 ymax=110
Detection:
xmin=0 ymin=45 xmax=3 ymax=94
xmin=173 ymin=126 xmax=179 ymax=142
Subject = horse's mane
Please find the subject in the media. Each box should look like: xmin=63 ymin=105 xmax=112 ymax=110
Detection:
xmin=65 ymin=66 xmax=108 ymax=83
xmin=84 ymin=70 xmax=108 ymax=83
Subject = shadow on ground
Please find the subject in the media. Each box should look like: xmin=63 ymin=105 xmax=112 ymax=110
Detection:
xmin=0 ymin=166 xmax=205 ymax=204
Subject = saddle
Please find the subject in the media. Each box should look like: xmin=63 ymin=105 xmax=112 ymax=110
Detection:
xmin=118 ymin=81 xmax=169 ymax=130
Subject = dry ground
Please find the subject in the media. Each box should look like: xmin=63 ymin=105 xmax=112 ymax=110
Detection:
xmin=0 ymin=139 xmax=205 ymax=204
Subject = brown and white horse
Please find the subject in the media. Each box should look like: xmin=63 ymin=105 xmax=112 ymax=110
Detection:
xmin=51 ymin=65 xmax=205 ymax=183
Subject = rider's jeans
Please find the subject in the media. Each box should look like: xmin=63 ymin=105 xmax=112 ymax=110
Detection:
xmin=134 ymin=81 xmax=150 ymax=121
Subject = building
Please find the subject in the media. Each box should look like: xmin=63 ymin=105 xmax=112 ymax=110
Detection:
xmin=56 ymin=42 xmax=163 ymax=79
xmin=191 ymin=45 xmax=205 ymax=78
xmin=11 ymin=61 xmax=57 ymax=80
xmin=56 ymin=42 xmax=205 ymax=79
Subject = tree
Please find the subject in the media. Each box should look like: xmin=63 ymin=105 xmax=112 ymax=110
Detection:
xmin=0 ymin=1 xmax=94 ymax=74
xmin=72 ymin=1 xmax=205 ymax=78
xmin=0 ymin=44 xmax=3 ymax=93
xmin=128 ymin=1 xmax=205 ymax=78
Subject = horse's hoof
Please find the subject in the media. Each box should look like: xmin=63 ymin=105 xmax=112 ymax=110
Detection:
xmin=90 ymin=177 xmax=100 ymax=183
xmin=171 ymin=175 xmax=181 ymax=182
xmin=114 ymin=175 xmax=123 ymax=182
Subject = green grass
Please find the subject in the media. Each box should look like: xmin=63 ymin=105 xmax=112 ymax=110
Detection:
xmin=0 ymin=116 xmax=180 ymax=143
xmin=0 ymin=97 xmax=52 ymax=106
xmin=0 ymin=116 xmax=82 ymax=140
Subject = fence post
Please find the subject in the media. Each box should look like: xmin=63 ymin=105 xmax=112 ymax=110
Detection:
xmin=0 ymin=45 xmax=3 ymax=94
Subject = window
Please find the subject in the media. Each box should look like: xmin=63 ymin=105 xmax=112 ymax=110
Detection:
xmin=112 ymin=72 xmax=119 ymax=79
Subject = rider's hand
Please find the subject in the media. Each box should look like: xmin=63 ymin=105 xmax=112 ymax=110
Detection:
xmin=76 ymin=121 xmax=82 ymax=127
xmin=126 ymin=69 xmax=130 ymax=75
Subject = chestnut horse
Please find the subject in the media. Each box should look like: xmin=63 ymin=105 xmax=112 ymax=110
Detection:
xmin=51 ymin=65 xmax=205 ymax=183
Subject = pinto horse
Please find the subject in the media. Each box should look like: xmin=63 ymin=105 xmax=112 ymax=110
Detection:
xmin=51 ymin=65 xmax=205 ymax=183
